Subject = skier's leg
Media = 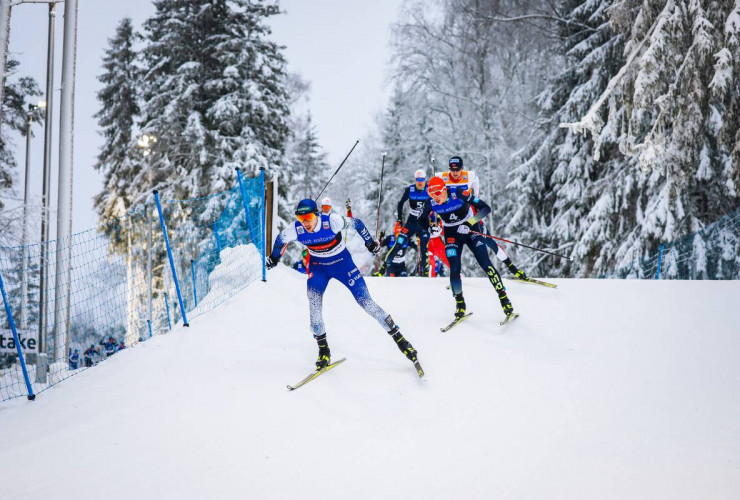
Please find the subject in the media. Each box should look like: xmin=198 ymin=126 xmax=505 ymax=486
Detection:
xmin=481 ymin=226 xmax=528 ymax=278
xmin=306 ymin=266 xmax=331 ymax=338
xmin=468 ymin=233 xmax=514 ymax=316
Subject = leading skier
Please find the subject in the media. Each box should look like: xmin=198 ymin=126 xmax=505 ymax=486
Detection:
xmin=420 ymin=176 xmax=517 ymax=323
xmin=266 ymin=198 xmax=420 ymax=373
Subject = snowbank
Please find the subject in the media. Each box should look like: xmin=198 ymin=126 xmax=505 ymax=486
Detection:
xmin=0 ymin=270 xmax=738 ymax=499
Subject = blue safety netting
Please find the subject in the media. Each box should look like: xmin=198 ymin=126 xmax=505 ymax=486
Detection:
xmin=0 ymin=171 xmax=265 ymax=402
xmin=608 ymin=206 xmax=740 ymax=279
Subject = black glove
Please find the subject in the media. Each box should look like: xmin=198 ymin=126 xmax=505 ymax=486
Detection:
xmin=365 ymin=240 xmax=381 ymax=255
xmin=266 ymin=255 xmax=280 ymax=269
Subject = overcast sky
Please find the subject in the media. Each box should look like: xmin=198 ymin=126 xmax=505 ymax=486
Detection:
xmin=6 ymin=0 xmax=403 ymax=233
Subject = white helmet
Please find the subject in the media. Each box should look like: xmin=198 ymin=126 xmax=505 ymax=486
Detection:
xmin=321 ymin=196 xmax=332 ymax=207
xmin=414 ymin=169 xmax=426 ymax=180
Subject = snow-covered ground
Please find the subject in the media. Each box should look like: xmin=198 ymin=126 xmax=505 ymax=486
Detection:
xmin=1 ymin=266 xmax=739 ymax=499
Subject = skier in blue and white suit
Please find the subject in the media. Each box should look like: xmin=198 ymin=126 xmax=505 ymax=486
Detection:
xmin=267 ymin=198 xmax=419 ymax=371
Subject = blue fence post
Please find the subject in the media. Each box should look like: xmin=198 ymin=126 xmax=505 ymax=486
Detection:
xmin=0 ymin=270 xmax=35 ymax=400
xmin=213 ymin=223 xmax=222 ymax=254
xmin=260 ymin=167 xmax=267 ymax=282
xmin=147 ymin=320 xmax=153 ymax=339
xmin=164 ymin=291 xmax=172 ymax=331
xmin=153 ymin=191 xmax=189 ymax=327
xmin=655 ymin=243 xmax=665 ymax=279
xmin=236 ymin=168 xmax=255 ymax=244
xmin=191 ymin=259 xmax=198 ymax=308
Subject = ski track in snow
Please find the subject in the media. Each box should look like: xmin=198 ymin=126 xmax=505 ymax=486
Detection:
xmin=1 ymin=266 xmax=739 ymax=499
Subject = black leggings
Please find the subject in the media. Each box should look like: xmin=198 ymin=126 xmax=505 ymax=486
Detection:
xmin=445 ymin=223 xmax=506 ymax=298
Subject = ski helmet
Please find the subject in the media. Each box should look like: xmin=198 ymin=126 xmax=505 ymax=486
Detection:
xmin=414 ymin=169 xmax=427 ymax=181
xmin=427 ymin=176 xmax=447 ymax=196
xmin=295 ymin=198 xmax=318 ymax=216
xmin=448 ymin=156 xmax=463 ymax=171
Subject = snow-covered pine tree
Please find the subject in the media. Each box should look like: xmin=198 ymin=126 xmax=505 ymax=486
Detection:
xmin=0 ymin=59 xmax=41 ymax=245
xmin=139 ymin=0 xmax=289 ymax=202
xmin=509 ymin=0 xmax=629 ymax=277
xmin=94 ymin=17 xmax=142 ymax=235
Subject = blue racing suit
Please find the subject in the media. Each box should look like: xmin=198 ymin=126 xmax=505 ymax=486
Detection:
xmin=382 ymin=184 xmax=430 ymax=273
xmin=271 ymin=214 xmax=396 ymax=337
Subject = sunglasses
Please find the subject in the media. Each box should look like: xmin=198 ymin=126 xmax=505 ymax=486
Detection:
xmin=428 ymin=188 xmax=446 ymax=197
xmin=415 ymin=178 xmax=426 ymax=183
xmin=449 ymin=163 xmax=462 ymax=171
xmin=296 ymin=212 xmax=317 ymax=223
xmin=321 ymin=205 xmax=332 ymax=211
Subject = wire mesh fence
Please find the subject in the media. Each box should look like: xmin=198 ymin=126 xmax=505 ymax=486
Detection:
xmin=0 ymin=169 xmax=265 ymax=402
xmin=609 ymin=206 xmax=740 ymax=279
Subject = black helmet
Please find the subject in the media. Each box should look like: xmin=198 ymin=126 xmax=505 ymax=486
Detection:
xmin=448 ymin=156 xmax=463 ymax=171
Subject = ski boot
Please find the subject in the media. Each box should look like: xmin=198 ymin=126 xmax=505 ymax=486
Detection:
xmin=454 ymin=293 xmax=467 ymax=319
xmin=498 ymin=291 xmax=515 ymax=317
xmin=389 ymin=326 xmax=418 ymax=362
xmin=373 ymin=263 xmax=387 ymax=277
xmin=314 ymin=334 xmax=331 ymax=370
xmin=503 ymin=258 xmax=528 ymax=280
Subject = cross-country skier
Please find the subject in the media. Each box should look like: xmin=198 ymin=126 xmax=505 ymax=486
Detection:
xmin=266 ymin=198 xmax=420 ymax=371
xmin=437 ymin=156 xmax=529 ymax=280
xmin=320 ymin=197 xmax=333 ymax=215
xmin=375 ymin=169 xmax=431 ymax=276
xmin=420 ymin=176 xmax=516 ymax=322
xmin=379 ymin=224 xmax=417 ymax=276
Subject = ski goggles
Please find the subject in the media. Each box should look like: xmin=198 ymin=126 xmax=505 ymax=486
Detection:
xmin=296 ymin=212 xmax=317 ymax=223
xmin=321 ymin=204 xmax=332 ymax=212
xmin=428 ymin=186 xmax=446 ymax=197
xmin=415 ymin=177 xmax=426 ymax=183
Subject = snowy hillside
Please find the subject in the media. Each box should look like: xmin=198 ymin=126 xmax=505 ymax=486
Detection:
xmin=1 ymin=267 xmax=739 ymax=499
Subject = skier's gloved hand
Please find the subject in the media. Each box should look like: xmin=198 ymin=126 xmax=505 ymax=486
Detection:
xmin=429 ymin=224 xmax=443 ymax=238
xmin=365 ymin=240 xmax=381 ymax=254
xmin=457 ymin=222 xmax=472 ymax=235
xmin=266 ymin=255 xmax=280 ymax=269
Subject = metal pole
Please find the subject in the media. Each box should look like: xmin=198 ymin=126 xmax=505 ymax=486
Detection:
xmin=0 ymin=0 xmax=12 ymax=130
xmin=0 ymin=269 xmax=35 ymax=400
xmin=19 ymin=108 xmax=32 ymax=330
xmin=190 ymin=259 xmax=197 ymax=308
xmin=374 ymin=152 xmax=387 ymax=239
xmin=153 ymin=190 xmax=189 ymax=327
xmin=52 ymin=0 xmax=77 ymax=360
xmin=164 ymin=291 xmax=171 ymax=331
xmin=38 ymin=2 xmax=57 ymax=355
xmin=654 ymin=243 xmax=665 ymax=280
xmin=147 ymin=207 xmax=152 ymax=324
xmin=260 ymin=167 xmax=266 ymax=282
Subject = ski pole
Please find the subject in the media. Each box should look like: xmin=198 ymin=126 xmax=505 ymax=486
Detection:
xmin=374 ymin=152 xmax=387 ymax=239
xmin=431 ymin=156 xmax=436 ymax=176
xmin=470 ymin=230 xmax=572 ymax=260
xmin=315 ymin=139 xmax=360 ymax=200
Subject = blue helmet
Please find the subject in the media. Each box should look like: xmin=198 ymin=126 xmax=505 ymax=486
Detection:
xmin=295 ymin=198 xmax=318 ymax=216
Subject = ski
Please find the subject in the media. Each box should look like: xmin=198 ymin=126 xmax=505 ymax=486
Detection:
xmin=499 ymin=312 xmax=520 ymax=326
xmin=440 ymin=312 xmax=473 ymax=332
xmin=510 ymin=277 xmax=557 ymax=289
xmin=287 ymin=357 xmax=346 ymax=391
xmin=413 ymin=360 xmax=425 ymax=378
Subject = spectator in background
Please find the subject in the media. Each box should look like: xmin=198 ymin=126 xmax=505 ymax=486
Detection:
xmin=69 ymin=348 xmax=80 ymax=370
xmin=100 ymin=337 xmax=117 ymax=358
xmin=83 ymin=345 xmax=97 ymax=367
xmin=118 ymin=341 xmax=125 ymax=351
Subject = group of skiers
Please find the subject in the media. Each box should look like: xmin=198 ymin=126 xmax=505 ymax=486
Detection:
xmin=269 ymin=155 xmax=532 ymax=379
xmin=69 ymin=336 xmax=125 ymax=369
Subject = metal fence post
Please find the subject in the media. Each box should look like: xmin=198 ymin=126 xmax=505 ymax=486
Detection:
xmin=236 ymin=168 xmax=255 ymax=244
xmin=147 ymin=320 xmax=153 ymax=339
xmin=153 ymin=191 xmax=189 ymax=327
xmin=164 ymin=291 xmax=172 ymax=331
xmin=0 ymin=270 xmax=35 ymax=400
xmin=655 ymin=243 xmax=665 ymax=280
xmin=191 ymin=259 xmax=198 ymax=308
xmin=260 ymin=167 xmax=267 ymax=282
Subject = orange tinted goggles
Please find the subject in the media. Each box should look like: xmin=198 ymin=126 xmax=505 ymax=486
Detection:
xmin=428 ymin=188 xmax=446 ymax=197
xmin=296 ymin=212 xmax=317 ymax=223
